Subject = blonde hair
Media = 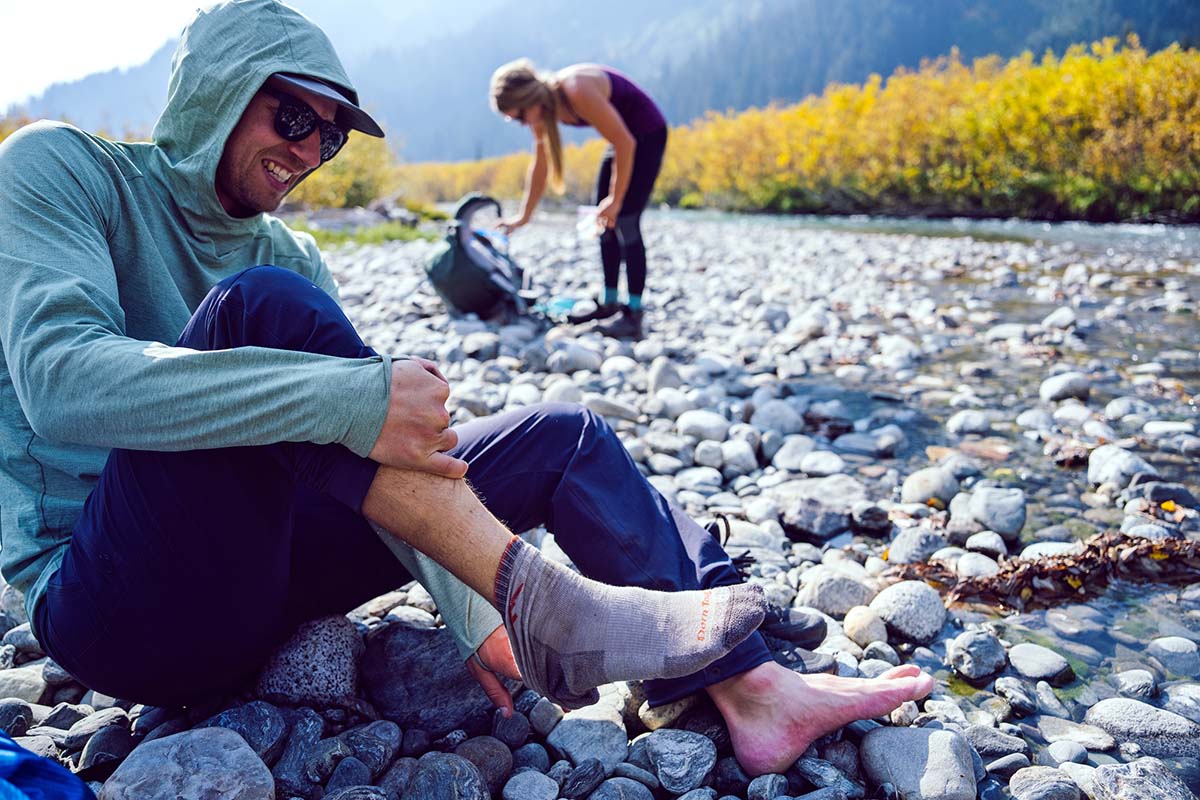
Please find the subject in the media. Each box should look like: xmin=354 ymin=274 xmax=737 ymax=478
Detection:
xmin=490 ymin=58 xmax=565 ymax=193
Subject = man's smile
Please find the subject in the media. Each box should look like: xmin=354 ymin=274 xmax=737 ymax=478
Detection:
xmin=263 ymin=158 xmax=297 ymax=188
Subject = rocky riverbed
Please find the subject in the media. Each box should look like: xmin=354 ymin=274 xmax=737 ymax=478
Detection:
xmin=0 ymin=211 xmax=1197 ymax=799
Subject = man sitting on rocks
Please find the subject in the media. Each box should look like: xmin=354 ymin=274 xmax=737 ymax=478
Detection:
xmin=0 ymin=0 xmax=932 ymax=776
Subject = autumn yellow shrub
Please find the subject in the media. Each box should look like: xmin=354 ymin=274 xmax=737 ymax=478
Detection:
xmin=288 ymin=130 xmax=401 ymax=209
xmin=397 ymin=37 xmax=1200 ymax=222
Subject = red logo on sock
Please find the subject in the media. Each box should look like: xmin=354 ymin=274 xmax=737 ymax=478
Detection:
xmin=508 ymin=582 xmax=524 ymax=625
xmin=696 ymin=589 xmax=712 ymax=641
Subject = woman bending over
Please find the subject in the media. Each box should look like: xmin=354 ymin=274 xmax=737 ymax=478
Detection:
xmin=491 ymin=59 xmax=667 ymax=339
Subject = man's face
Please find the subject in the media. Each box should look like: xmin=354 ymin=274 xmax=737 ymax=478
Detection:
xmin=214 ymin=79 xmax=340 ymax=217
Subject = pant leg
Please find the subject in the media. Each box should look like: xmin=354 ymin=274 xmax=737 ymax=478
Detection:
xmin=446 ymin=402 xmax=771 ymax=705
xmin=36 ymin=266 xmax=408 ymax=706
xmin=595 ymin=150 xmax=622 ymax=292
xmin=612 ymin=127 xmax=667 ymax=299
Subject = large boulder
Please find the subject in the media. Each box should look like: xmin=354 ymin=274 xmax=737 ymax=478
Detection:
xmin=1091 ymin=757 xmax=1199 ymax=800
xmin=1084 ymin=698 xmax=1200 ymax=759
xmin=99 ymin=728 xmax=274 ymax=799
xmin=361 ymin=624 xmax=501 ymax=738
xmin=860 ymin=727 xmax=975 ymax=800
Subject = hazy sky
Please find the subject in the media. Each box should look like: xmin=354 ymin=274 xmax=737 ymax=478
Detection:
xmin=0 ymin=0 xmax=203 ymax=109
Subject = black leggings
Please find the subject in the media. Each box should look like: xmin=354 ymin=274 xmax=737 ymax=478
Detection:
xmin=595 ymin=126 xmax=667 ymax=298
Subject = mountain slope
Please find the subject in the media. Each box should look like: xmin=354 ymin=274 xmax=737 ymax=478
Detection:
xmin=9 ymin=0 xmax=1199 ymax=161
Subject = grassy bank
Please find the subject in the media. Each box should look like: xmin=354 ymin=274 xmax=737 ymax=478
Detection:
xmin=395 ymin=37 xmax=1200 ymax=223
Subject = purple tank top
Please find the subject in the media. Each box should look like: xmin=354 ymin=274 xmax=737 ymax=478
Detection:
xmin=560 ymin=68 xmax=666 ymax=136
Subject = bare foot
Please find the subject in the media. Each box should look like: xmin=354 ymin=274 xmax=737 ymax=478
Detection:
xmin=707 ymin=661 xmax=935 ymax=776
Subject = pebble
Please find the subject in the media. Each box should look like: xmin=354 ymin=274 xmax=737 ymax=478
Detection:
xmin=843 ymin=606 xmax=888 ymax=648
xmin=1009 ymin=643 xmax=1075 ymax=686
xmin=545 ymin=707 xmax=628 ymax=774
xmin=1147 ymin=637 xmax=1200 ymax=678
xmin=503 ymin=769 xmax=559 ymax=800
xmin=1038 ymin=716 xmax=1116 ymax=751
xmin=869 ymin=580 xmax=947 ymax=644
xmin=947 ymin=629 xmax=1008 ymax=681
xmin=1007 ymin=765 xmax=1081 ymax=800
xmin=645 ymin=729 xmax=717 ymax=794
xmin=968 ymin=487 xmax=1027 ymax=540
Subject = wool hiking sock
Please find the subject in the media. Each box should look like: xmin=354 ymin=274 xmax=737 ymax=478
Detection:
xmin=602 ymin=287 xmax=619 ymax=306
xmin=494 ymin=536 xmax=766 ymax=708
xmin=627 ymin=294 xmax=642 ymax=311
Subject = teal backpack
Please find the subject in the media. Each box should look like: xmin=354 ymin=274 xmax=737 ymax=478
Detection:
xmin=425 ymin=194 xmax=527 ymax=318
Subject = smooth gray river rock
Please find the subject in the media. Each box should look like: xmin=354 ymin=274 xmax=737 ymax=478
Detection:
xmin=1087 ymin=444 xmax=1160 ymax=488
xmin=1040 ymin=371 xmax=1091 ymax=403
xmin=402 ymin=752 xmax=490 ymax=800
xmin=860 ymin=727 xmax=976 ymax=800
xmin=968 ymin=487 xmax=1027 ymax=540
xmin=1009 ymin=643 xmax=1074 ymax=686
xmin=1084 ymin=698 xmax=1200 ymax=758
xmin=1090 ymin=756 xmax=1199 ymax=800
xmin=965 ymin=724 xmax=1029 ymax=759
xmin=947 ymin=629 xmax=1008 ymax=681
xmin=1007 ymin=765 xmax=1081 ymax=800
xmin=887 ymin=528 xmax=947 ymax=564
xmin=100 ymin=728 xmax=274 ymax=800
xmin=644 ymin=729 xmax=718 ymax=794
xmin=1148 ymin=637 xmax=1200 ymax=678
xmin=545 ymin=706 xmax=628 ymax=774
xmin=1037 ymin=716 xmax=1116 ymax=751
xmin=901 ymin=467 xmax=960 ymax=506
xmin=869 ymin=581 xmax=946 ymax=644
xmin=676 ymin=410 xmax=732 ymax=442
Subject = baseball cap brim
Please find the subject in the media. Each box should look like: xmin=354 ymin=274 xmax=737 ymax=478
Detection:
xmin=271 ymin=73 xmax=385 ymax=138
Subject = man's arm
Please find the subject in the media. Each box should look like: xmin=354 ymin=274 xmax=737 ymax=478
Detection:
xmin=0 ymin=125 xmax=389 ymax=457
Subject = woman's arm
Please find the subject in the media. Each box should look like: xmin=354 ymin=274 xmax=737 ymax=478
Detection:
xmin=564 ymin=76 xmax=636 ymax=229
xmin=499 ymin=136 xmax=549 ymax=232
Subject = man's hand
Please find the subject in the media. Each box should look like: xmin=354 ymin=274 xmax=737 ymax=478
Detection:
xmin=368 ymin=357 xmax=468 ymax=478
xmin=466 ymin=625 xmax=523 ymax=717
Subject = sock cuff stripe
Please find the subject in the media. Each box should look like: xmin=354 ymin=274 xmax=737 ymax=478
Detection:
xmin=493 ymin=535 xmax=526 ymax=607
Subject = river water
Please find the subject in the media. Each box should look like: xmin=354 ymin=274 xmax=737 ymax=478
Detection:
xmin=689 ymin=210 xmax=1200 ymax=765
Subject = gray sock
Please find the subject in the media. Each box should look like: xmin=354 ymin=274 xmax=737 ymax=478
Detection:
xmin=494 ymin=536 xmax=765 ymax=708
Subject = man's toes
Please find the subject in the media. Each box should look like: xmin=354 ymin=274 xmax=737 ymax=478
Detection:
xmin=879 ymin=664 xmax=922 ymax=680
xmin=909 ymin=671 xmax=935 ymax=698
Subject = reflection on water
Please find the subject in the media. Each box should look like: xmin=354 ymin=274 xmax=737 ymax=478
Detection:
xmin=658 ymin=208 xmax=1200 ymax=260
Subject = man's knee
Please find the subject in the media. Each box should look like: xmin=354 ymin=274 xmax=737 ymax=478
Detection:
xmin=531 ymin=402 xmax=619 ymax=449
xmin=181 ymin=265 xmax=351 ymax=353
xmin=212 ymin=264 xmax=321 ymax=303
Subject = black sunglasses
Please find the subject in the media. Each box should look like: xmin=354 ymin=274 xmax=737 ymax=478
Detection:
xmin=261 ymin=87 xmax=349 ymax=162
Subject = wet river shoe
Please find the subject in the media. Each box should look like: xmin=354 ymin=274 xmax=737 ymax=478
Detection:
xmin=767 ymin=637 xmax=837 ymax=674
xmin=761 ymin=605 xmax=827 ymax=649
xmin=598 ymin=306 xmax=644 ymax=339
xmin=567 ymin=299 xmax=619 ymax=324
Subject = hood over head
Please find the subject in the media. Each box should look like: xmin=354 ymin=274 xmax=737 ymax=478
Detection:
xmin=150 ymin=0 xmax=372 ymax=243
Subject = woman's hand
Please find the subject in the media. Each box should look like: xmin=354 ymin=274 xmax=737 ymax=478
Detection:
xmin=596 ymin=195 xmax=621 ymax=230
xmin=465 ymin=625 xmax=523 ymax=717
xmin=497 ymin=216 xmax=529 ymax=235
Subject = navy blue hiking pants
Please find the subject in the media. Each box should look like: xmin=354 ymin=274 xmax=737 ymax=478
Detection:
xmin=35 ymin=266 xmax=769 ymax=708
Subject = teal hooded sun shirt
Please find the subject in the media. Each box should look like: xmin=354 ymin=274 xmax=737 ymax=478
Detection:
xmin=0 ymin=0 xmax=498 ymax=656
